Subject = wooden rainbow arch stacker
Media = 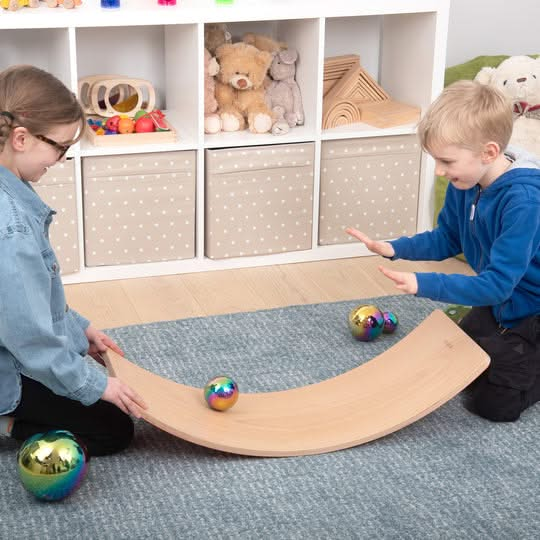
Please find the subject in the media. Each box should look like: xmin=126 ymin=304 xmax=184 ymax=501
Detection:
xmin=104 ymin=310 xmax=490 ymax=457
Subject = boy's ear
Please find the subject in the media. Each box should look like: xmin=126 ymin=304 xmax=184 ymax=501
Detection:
xmin=481 ymin=141 xmax=501 ymax=163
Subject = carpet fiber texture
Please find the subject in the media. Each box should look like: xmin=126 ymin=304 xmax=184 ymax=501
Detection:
xmin=1 ymin=295 xmax=539 ymax=539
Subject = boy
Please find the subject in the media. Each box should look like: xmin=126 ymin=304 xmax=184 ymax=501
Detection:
xmin=347 ymin=80 xmax=540 ymax=422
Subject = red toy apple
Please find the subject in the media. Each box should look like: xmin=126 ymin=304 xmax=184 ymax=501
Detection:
xmin=105 ymin=115 xmax=121 ymax=133
xmin=135 ymin=115 xmax=155 ymax=133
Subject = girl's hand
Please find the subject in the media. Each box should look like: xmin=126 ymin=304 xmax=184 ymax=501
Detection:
xmin=345 ymin=227 xmax=395 ymax=258
xmin=378 ymin=266 xmax=418 ymax=294
xmin=85 ymin=325 xmax=124 ymax=365
xmin=102 ymin=377 xmax=147 ymax=418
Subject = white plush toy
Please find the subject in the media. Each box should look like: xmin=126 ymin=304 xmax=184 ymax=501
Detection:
xmin=475 ymin=55 xmax=540 ymax=156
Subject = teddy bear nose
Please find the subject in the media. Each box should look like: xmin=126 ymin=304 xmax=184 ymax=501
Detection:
xmin=237 ymin=78 xmax=247 ymax=89
xmin=517 ymin=77 xmax=527 ymax=83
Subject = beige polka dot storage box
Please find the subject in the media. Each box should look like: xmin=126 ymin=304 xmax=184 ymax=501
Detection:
xmin=205 ymin=143 xmax=315 ymax=259
xmin=82 ymin=151 xmax=196 ymax=266
xmin=319 ymin=135 xmax=421 ymax=245
xmin=34 ymin=161 xmax=80 ymax=275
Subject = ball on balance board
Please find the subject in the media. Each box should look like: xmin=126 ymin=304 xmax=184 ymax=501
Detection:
xmin=204 ymin=376 xmax=239 ymax=411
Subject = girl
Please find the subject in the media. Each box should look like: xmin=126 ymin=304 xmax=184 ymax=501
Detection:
xmin=0 ymin=65 xmax=146 ymax=456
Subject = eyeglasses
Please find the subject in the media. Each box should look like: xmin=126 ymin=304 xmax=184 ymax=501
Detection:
xmin=34 ymin=134 xmax=70 ymax=160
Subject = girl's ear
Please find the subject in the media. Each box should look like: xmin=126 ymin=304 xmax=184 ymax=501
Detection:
xmin=481 ymin=141 xmax=501 ymax=163
xmin=10 ymin=126 xmax=29 ymax=153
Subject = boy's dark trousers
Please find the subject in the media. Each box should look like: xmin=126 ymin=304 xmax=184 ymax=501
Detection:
xmin=459 ymin=307 xmax=540 ymax=422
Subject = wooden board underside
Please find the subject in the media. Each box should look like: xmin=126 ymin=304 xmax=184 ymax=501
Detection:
xmin=104 ymin=310 xmax=490 ymax=457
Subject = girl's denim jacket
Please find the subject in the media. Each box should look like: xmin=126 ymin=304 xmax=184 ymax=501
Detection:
xmin=0 ymin=166 xmax=107 ymax=415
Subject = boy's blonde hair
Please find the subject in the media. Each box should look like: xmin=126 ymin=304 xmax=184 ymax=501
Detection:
xmin=0 ymin=65 xmax=85 ymax=152
xmin=417 ymin=80 xmax=513 ymax=154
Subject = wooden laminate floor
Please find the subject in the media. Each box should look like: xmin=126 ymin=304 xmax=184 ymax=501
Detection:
xmin=65 ymin=256 xmax=474 ymax=329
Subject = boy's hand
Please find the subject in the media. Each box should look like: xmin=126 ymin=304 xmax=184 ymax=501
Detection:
xmin=378 ymin=266 xmax=418 ymax=294
xmin=85 ymin=325 xmax=124 ymax=365
xmin=345 ymin=227 xmax=395 ymax=258
xmin=102 ymin=377 xmax=148 ymax=418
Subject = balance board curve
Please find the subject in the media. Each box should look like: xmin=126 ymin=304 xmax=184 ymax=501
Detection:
xmin=103 ymin=310 xmax=490 ymax=457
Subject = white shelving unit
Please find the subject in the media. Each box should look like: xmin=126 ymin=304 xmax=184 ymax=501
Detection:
xmin=0 ymin=0 xmax=450 ymax=284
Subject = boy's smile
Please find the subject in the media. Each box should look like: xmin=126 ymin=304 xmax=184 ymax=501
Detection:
xmin=430 ymin=143 xmax=510 ymax=190
xmin=431 ymin=145 xmax=488 ymax=190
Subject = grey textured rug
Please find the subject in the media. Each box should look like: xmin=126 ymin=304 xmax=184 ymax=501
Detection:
xmin=1 ymin=295 xmax=539 ymax=539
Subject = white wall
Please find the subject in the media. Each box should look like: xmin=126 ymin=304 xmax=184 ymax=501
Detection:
xmin=446 ymin=0 xmax=540 ymax=67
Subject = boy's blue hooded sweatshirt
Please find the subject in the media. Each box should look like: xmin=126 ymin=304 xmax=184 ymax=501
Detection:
xmin=390 ymin=147 xmax=540 ymax=328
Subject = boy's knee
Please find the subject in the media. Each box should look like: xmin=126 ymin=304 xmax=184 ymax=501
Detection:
xmin=470 ymin=382 xmax=523 ymax=422
xmin=86 ymin=405 xmax=135 ymax=457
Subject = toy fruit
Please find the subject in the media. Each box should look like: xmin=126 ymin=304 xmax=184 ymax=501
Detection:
xmin=105 ymin=115 xmax=121 ymax=133
xmin=135 ymin=115 xmax=155 ymax=133
xmin=148 ymin=109 xmax=170 ymax=131
xmin=134 ymin=109 xmax=148 ymax=121
xmin=117 ymin=117 xmax=135 ymax=134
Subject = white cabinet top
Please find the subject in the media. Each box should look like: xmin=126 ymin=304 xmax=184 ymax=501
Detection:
xmin=1 ymin=0 xmax=448 ymax=29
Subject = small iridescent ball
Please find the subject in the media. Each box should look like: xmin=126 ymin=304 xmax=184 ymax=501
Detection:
xmin=382 ymin=311 xmax=399 ymax=334
xmin=17 ymin=430 xmax=89 ymax=502
xmin=204 ymin=376 xmax=239 ymax=411
xmin=348 ymin=304 xmax=385 ymax=342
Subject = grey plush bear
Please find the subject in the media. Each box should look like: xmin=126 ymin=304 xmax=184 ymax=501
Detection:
xmin=265 ymin=49 xmax=305 ymax=135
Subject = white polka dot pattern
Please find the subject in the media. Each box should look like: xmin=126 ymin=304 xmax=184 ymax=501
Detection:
xmin=82 ymin=151 xmax=196 ymax=266
xmin=205 ymin=143 xmax=314 ymax=259
xmin=34 ymin=161 xmax=79 ymax=275
xmin=319 ymin=135 xmax=421 ymax=245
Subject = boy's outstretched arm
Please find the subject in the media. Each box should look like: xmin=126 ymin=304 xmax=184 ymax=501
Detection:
xmin=378 ymin=266 xmax=418 ymax=294
xmin=345 ymin=228 xmax=395 ymax=258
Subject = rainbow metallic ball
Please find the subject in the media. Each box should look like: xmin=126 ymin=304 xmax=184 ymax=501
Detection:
xmin=348 ymin=304 xmax=385 ymax=342
xmin=17 ymin=430 xmax=88 ymax=502
xmin=204 ymin=376 xmax=239 ymax=411
xmin=382 ymin=311 xmax=399 ymax=334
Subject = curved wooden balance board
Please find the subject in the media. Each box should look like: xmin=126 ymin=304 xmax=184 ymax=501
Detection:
xmin=103 ymin=310 xmax=490 ymax=457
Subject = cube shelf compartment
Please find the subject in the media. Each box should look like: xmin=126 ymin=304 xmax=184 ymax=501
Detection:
xmin=319 ymin=135 xmax=421 ymax=245
xmin=34 ymin=161 xmax=80 ymax=276
xmin=205 ymin=143 xmax=315 ymax=259
xmin=82 ymin=151 xmax=196 ymax=266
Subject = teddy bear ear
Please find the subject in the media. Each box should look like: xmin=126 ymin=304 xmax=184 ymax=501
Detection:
xmin=216 ymin=43 xmax=234 ymax=59
xmin=474 ymin=67 xmax=495 ymax=85
xmin=243 ymin=32 xmax=256 ymax=46
xmin=256 ymin=50 xmax=274 ymax=69
xmin=278 ymin=49 xmax=298 ymax=64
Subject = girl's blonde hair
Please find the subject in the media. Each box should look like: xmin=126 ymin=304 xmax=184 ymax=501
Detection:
xmin=417 ymin=79 xmax=513 ymax=153
xmin=0 ymin=65 xmax=85 ymax=151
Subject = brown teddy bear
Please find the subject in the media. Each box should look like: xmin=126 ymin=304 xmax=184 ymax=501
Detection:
xmin=205 ymin=23 xmax=232 ymax=56
xmin=215 ymin=42 xmax=274 ymax=134
xmin=242 ymin=32 xmax=287 ymax=55
xmin=204 ymin=48 xmax=221 ymax=134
